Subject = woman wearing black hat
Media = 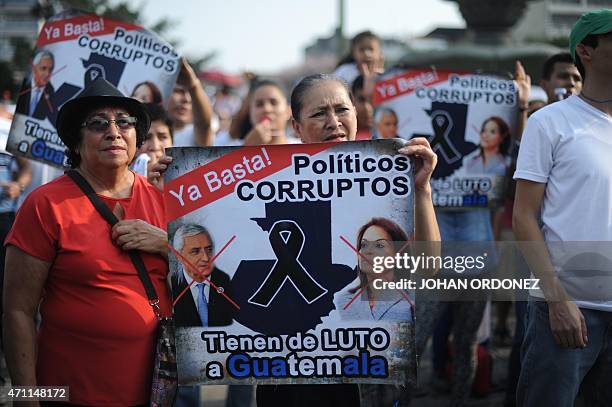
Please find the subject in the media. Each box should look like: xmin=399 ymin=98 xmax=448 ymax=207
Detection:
xmin=3 ymin=77 xmax=171 ymax=406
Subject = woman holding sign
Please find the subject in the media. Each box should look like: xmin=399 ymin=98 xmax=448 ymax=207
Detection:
xmin=3 ymin=77 xmax=171 ymax=406
xmin=254 ymin=73 xmax=440 ymax=407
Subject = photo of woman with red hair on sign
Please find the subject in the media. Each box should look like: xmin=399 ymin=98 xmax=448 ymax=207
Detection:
xmin=462 ymin=116 xmax=511 ymax=176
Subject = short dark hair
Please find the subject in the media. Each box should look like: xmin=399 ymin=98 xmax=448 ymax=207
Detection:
xmin=336 ymin=31 xmax=381 ymax=67
xmin=351 ymin=74 xmax=364 ymax=95
xmin=231 ymin=79 xmax=287 ymax=136
xmin=290 ymin=74 xmax=352 ymax=122
xmin=541 ymin=53 xmax=574 ymax=80
xmin=131 ymin=81 xmax=162 ymax=105
xmin=144 ymin=103 xmax=174 ymax=140
xmin=250 ymin=78 xmax=286 ymax=96
xmin=351 ymin=31 xmax=380 ymax=51
xmin=574 ymin=34 xmax=600 ymax=79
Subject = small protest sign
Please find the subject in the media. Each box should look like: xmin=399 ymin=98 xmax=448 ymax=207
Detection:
xmin=8 ymin=11 xmax=180 ymax=167
xmin=373 ymin=68 xmax=519 ymax=208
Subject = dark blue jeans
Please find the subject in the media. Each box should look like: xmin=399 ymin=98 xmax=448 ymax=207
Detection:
xmin=517 ymin=300 xmax=612 ymax=407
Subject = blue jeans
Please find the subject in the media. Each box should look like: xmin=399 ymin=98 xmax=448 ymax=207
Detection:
xmin=517 ymin=300 xmax=612 ymax=407
xmin=175 ymin=385 xmax=200 ymax=407
xmin=435 ymin=209 xmax=493 ymax=242
xmin=504 ymin=301 xmax=527 ymax=407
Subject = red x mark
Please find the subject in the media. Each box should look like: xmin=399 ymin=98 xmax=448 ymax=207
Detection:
xmin=169 ymin=234 xmax=240 ymax=310
xmin=339 ymin=235 xmax=414 ymax=310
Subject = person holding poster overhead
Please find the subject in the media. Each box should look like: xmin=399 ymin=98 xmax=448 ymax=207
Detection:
xmin=3 ymin=78 xmax=171 ymax=406
xmin=254 ymin=73 xmax=440 ymax=407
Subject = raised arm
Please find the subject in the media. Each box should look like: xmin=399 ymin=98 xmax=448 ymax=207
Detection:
xmin=178 ymin=58 xmax=213 ymax=147
xmin=514 ymin=60 xmax=531 ymax=141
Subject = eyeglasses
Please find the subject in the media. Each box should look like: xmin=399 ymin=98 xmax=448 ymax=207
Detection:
xmin=81 ymin=117 xmax=137 ymax=133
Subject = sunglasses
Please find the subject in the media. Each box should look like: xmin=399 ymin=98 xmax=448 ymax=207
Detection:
xmin=81 ymin=116 xmax=138 ymax=132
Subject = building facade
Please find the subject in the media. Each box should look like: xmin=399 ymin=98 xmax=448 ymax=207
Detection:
xmin=513 ymin=0 xmax=612 ymax=42
xmin=0 ymin=0 xmax=42 ymax=62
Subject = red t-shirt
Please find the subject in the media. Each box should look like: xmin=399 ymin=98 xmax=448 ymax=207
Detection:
xmin=355 ymin=129 xmax=372 ymax=141
xmin=6 ymin=173 xmax=171 ymax=406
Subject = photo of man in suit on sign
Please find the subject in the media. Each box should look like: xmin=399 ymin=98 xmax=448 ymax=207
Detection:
xmin=15 ymin=50 xmax=57 ymax=124
xmin=171 ymin=223 xmax=234 ymax=327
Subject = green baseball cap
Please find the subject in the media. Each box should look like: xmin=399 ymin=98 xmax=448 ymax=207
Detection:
xmin=569 ymin=8 xmax=612 ymax=62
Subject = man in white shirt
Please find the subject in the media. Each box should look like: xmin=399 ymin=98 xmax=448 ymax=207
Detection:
xmin=513 ymin=9 xmax=612 ymax=406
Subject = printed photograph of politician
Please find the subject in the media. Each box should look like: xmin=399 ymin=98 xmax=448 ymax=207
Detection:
xmin=373 ymin=107 xmax=399 ymax=139
xmin=333 ymin=217 xmax=415 ymax=322
xmin=15 ymin=49 xmax=57 ymax=123
xmin=171 ymin=223 xmax=235 ymax=327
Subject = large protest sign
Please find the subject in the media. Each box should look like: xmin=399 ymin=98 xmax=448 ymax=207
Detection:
xmin=7 ymin=11 xmax=180 ymax=167
xmin=373 ymin=68 xmax=518 ymax=208
xmin=164 ymin=140 xmax=416 ymax=385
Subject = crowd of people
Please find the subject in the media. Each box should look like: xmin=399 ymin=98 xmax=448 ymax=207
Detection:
xmin=0 ymin=7 xmax=610 ymax=407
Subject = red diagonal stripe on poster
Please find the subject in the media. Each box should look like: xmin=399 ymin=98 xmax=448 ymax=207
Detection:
xmin=373 ymin=69 xmax=466 ymax=105
xmin=164 ymin=143 xmax=335 ymax=222
xmin=168 ymin=236 xmax=239 ymax=309
xmin=340 ymin=235 xmax=414 ymax=310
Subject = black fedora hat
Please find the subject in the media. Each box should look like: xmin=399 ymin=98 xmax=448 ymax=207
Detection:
xmin=56 ymin=77 xmax=150 ymax=148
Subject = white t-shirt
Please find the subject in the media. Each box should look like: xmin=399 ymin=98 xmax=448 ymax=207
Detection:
xmin=131 ymin=153 xmax=150 ymax=177
xmin=333 ymin=63 xmax=360 ymax=85
xmin=172 ymin=115 xmax=220 ymax=148
xmin=514 ymin=94 xmax=612 ymax=311
xmin=214 ymin=130 xmax=243 ymax=147
xmin=172 ymin=124 xmax=195 ymax=147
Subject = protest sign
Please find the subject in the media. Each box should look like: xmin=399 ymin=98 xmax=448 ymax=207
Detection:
xmin=7 ymin=11 xmax=180 ymax=167
xmin=373 ymin=68 xmax=518 ymax=208
xmin=165 ymin=139 xmax=416 ymax=385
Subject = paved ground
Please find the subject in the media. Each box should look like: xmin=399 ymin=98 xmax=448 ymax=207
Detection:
xmin=0 ymin=309 xmax=519 ymax=406
xmin=0 ymin=338 xmax=513 ymax=407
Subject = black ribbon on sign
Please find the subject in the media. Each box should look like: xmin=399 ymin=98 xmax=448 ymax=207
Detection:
xmin=249 ymin=220 xmax=328 ymax=307
xmin=430 ymin=110 xmax=461 ymax=165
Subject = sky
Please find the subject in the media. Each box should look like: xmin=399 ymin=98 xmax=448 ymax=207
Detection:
xmin=136 ymin=0 xmax=465 ymax=74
